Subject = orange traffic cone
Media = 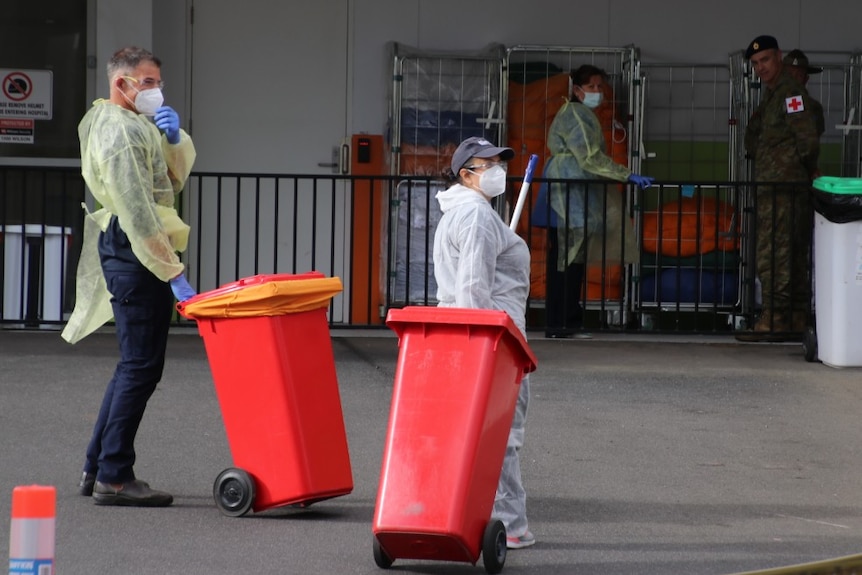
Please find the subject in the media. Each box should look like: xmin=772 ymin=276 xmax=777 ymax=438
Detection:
xmin=9 ymin=485 xmax=55 ymax=575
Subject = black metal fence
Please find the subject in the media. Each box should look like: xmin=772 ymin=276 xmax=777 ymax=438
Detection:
xmin=0 ymin=165 xmax=814 ymax=336
xmin=0 ymin=166 xmax=86 ymax=328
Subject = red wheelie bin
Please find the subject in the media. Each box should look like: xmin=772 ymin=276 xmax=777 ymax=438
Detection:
xmin=177 ymin=272 xmax=353 ymax=516
xmin=373 ymin=306 xmax=538 ymax=574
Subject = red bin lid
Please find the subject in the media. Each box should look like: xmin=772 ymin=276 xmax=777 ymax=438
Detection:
xmin=385 ymin=306 xmax=537 ymax=374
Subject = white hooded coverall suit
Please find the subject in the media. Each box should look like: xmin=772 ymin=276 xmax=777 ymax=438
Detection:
xmin=433 ymin=182 xmax=532 ymax=538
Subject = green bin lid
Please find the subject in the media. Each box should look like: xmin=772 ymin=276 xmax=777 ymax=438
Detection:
xmin=813 ymin=176 xmax=862 ymax=195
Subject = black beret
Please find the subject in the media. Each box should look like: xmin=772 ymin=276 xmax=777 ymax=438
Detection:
xmin=745 ymin=35 xmax=779 ymax=59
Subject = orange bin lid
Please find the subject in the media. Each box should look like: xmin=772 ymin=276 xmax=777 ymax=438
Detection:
xmin=177 ymin=272 xmax=343 ymax=319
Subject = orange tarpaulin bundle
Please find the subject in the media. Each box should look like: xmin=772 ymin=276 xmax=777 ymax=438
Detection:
xmin=583 ymin=264 xmax=623 ymax=301
xmin=641 ymin=197 xmax=738 ymax=258
xmin=507 ymin=73 xmax=570 ymax=178
xmin=398 ymin=143 xmax=458 ymax=176
xmin=528 ymin=229 xmax=548 ymax=299
xmin=177 ymin=273 xmax=343 ymax=319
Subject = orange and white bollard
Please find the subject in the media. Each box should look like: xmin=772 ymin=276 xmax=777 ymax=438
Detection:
xmin=8 ymin=485 xmax=55 ymax=575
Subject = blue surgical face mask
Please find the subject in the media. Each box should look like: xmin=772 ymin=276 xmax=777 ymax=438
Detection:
xmin=582 ymin=91 xmax=603 ymax=109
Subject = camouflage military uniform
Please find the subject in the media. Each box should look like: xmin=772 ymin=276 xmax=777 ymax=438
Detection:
xmin=810 ymin=96 xmax=825 ymax=138
xmin=744 ymin=68 xmax=819 ymax=333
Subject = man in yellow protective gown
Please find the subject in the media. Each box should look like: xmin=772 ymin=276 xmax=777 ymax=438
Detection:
xmin=63 ymin=46 xmax=196 ymax=507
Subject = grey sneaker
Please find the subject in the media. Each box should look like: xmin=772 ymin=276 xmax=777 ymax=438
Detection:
xmin=92 ymin=479 xmax=173 ymax=507
xmin=506 ymin=530 xmax=536 ymax=549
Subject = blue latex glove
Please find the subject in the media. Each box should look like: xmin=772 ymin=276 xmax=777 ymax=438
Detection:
xmin=628 ymin=174 xmax=655 ymax=189
xmin=154 ymin=106 xmax=181 ymax=144
xmin=169 ymin=274 xmax=196 ymax=302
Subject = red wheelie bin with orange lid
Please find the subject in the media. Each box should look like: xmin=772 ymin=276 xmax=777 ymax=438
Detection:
xmin=177 ymin=272 xmax=353 ymax=516
xmin=372 ymin=306 xmax=537 ymax=573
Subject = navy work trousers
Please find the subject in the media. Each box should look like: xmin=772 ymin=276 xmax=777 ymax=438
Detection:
xmin=83 ymin=268 xmax=174 ymax=484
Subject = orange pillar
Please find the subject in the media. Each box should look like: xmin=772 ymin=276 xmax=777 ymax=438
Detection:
xmin=349 ymin=134 xmax=385 ymax=325
xmin=9 ymin=485 xmax=56 ymax=575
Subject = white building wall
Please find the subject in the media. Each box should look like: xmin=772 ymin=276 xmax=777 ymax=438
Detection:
xmin=92 ymin=0 xmax=153 ymax=100
xmin=77 ymin=0 xmax=858 ymax=172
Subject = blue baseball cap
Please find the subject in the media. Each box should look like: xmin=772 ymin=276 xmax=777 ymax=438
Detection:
xmin=451 ymin=137 xmax=514 ymax=175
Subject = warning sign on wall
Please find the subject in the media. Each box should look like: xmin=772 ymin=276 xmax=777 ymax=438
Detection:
xmin=0 ymin=118 xmax=35 ymax=143
xmin=0 ymin=69 xmax=53 ymax=120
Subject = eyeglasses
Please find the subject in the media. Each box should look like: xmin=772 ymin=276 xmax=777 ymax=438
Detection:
xmin=123 ymin=76 xmax=165 ymax=90
xmin=465 ymin=160 xmax=508 ymax=171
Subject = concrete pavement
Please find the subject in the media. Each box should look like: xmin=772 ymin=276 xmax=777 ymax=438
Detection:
xmin=1 ymin=327 xmax=861 ymax=574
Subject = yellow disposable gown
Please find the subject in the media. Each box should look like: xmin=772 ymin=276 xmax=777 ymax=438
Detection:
xmin=62 ymin=99 xmax=196 ymax=343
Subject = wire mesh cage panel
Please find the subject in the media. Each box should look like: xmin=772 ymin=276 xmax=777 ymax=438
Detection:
xmin=385 ymin=44 xmax=506 ymax=310
xmin=728 ymin=50 xmax=755 ymax=183
xmin=641 ymin=64 xmax=731 ymax=181
xmin=634 ymin=64 xmax=743 ymax=326
xmin=389 ymin=43 xmax=506 ymax=178
xmin=504 ymin=45 xmax=642 ymax=326
xmin=801 ymin=52 xmax=856 ymax=176
xmin=727 ymin=50 xmax=760 ymax=320
xmin=843 ymin=53 xmax=862 ymax=177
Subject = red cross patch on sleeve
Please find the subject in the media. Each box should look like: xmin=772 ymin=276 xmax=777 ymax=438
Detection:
xmin=785 ymin=95 xmax=805 ymax=114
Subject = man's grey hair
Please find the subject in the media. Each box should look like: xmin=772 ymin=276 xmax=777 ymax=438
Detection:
xmin=106 ymin=46 xmax=161 ymax=81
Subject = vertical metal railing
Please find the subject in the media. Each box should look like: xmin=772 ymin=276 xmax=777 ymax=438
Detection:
xmin=0 ymin=166 xmax=84 ymax=327
xmin=0 ymin=166 xmax=814 ymax=335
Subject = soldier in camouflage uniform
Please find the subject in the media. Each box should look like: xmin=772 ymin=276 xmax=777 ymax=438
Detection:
xmin=739 ymin=35 xmax=820 ymax=342
xmin=784 ymin=49 xmax=825 ymax=137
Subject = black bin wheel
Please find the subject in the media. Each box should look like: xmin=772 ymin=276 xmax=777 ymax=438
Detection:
xmin=213 ymin=467 xmax=255 ymax=517
xmin=802 ymin=325 xmax=818 ymax=363
xmin=482 ymin=519 xmax=507 ymax=574
xmin=372 ymin=537 xmax=393 ymax=569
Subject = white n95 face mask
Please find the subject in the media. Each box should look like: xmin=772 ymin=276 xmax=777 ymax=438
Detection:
xmin=133 ymin=87 xmax=164 ymax=116
xmin=477 ymin=165 xmax=508 ymax=197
